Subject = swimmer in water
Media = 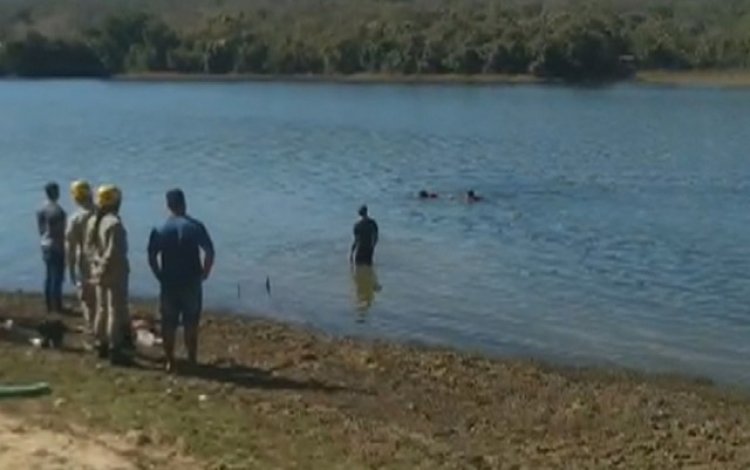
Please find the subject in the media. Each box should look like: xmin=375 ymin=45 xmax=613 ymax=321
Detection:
xmin=466 ymin=190 xmax=482 ymax=203
xmin=418 ymin=190 xmax=438 ymax=200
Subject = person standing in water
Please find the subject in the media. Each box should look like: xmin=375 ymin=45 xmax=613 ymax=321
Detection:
xmin=350 ymin=205 xmax=379 ymax=266
xmin=87 ymin=185 xmax=130 ymax=365
xmin=352 ymin=264 xmax=382 ymax=315
xmin=66 ymin=180 xmax=96 ymax=331
xmin=37 ymin=182 xmax=67 ymax=314
xmin=148 ymin=189 xmax=215 ymax=373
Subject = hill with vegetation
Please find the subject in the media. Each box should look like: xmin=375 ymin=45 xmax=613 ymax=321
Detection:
xmin=0 ymin=0 xmax=749 ymax=80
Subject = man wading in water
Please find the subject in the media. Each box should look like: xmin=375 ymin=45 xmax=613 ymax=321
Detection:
xmin=350 ymin=205 xmax=379 ymax=266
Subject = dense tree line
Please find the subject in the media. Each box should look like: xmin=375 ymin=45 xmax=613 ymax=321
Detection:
xmin=0 ymin=0 xmax=749 ymax=80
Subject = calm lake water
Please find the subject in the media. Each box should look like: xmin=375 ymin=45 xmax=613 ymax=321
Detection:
xmin=1 ymin=80 xmax=748 ymax=384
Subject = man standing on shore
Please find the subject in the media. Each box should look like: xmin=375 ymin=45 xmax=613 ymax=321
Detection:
xmin=37 ymin=182 xmax=67 ymax=314
xmin=350 ymin=205 xmax=379 ymax=266
xmin=66 ymin=180 xmax=96 ymax=330
xmin=148 ymin=189 xmax=215 ymax=373
xmin=88 ymin=185 xmax=131 ymax=365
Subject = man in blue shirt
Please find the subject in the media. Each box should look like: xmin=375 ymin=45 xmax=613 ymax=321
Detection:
xmin=37 ymin=182 xmax=67 ymax=314
xmin=148 ymin=189 xmax=215 ymax=372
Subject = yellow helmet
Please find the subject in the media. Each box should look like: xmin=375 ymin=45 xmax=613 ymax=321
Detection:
xmin=70 ymin=180 xmax=92 ymax=204
xmin=96 ymin=184 xmax=122 ymax=209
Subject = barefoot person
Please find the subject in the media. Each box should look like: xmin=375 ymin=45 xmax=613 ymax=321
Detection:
xmin=36 ymin=182 xmax=67 ymax=314
xmin=66 ymin=180 xmax=96 ymax=331
xmin=148 ymin=189 xmax=215 ymax=372
xmin=350 ymin=205 xmax=379 ymax=266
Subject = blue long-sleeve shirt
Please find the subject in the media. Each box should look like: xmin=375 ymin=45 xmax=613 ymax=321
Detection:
xmin=37 ymin=201 xmax=66 ymax=254
xmin=148 ymin=215 xmax=214 ymax=288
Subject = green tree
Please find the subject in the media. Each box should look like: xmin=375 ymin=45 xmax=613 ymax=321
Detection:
xmin=4 ymin=32 xmax=105 ymax=77
xmin=1 ymin=0 xmax=750 ymax=80
xmin=532 ymin=15 xmax=628 ymax=79
xmin=87 ymin=12 xmax=178 ymax=73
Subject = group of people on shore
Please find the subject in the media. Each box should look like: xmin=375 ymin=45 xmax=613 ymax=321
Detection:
xmin=36 ymin=181 xmax=214 ymax=371
xmin=37 ymin=180 xmax=383 ymax=369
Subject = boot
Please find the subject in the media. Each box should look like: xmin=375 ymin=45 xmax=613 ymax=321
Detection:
xmin=122 ymin=329 xmax=135 ymax=352
xmin=109 ymin=348 xmax=132 ymax=367
xmin=96 ymin=342 xmax=109 ymax=359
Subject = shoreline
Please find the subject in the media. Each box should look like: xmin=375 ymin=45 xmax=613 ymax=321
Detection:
xmin=635 ymin=70 xmax=750 ymax=88
xmin=1 ymin=291 xmax=749 ymax=467
xmin=112 ymin=72 xmax=546 ymax=86
xmin=108 ymin=70 xmax=750 ymax=88
xmin=4 ymin=70 xmax=750 ymax=88
xmin=1 ymin=290 xmax=734 ymax=390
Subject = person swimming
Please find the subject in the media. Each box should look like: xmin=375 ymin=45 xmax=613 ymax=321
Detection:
xmin=418 ymin=190 xmax=438 ymax=200
xmin=466 ymin=190 xmax=482 ymax=203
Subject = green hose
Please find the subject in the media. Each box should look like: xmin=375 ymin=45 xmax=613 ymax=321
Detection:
xmin=0 ymin=382 xmax=51 ymax=399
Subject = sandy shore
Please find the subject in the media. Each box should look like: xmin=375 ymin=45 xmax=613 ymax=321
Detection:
xmin=113 ymin=72 xmax=544 ymax=86
xmin=636 ymin=70 xmax=750 ymax=88
xmin=0 ymin=292 xmax=749 ymax=468
xmin=0 ymin=411 xmax=197 ymax=469
xmin=4 ymin=70 xmax=750 ymax=88
xmin=111 ymin=70 xmax=750 ymax=88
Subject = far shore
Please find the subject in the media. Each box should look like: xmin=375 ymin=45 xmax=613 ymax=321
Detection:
xmin=1 ymin=291 xmax=749 ymax=467
xmin=108 ymin=70 xmax=750 ymax=88
xmin=3 ymin=69 xmax=749 ymax=88
xmin=635 ymin=70 xmax=750 ymax=88
xmin=112 ymin=71 xmax=545 ymax=85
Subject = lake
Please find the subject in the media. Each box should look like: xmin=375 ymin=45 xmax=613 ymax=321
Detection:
xmin=0 ymin=80 xmax=748 ymax=385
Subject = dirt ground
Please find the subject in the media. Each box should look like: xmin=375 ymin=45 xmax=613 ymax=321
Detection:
xmin=0 ymin=411 xmax=197 ymax=470
xmin=1 ymin=292 xmax=749 ymax=469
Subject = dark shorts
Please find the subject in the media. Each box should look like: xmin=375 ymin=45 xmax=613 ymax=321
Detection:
xmin=160 ymin=282 xmax=202 ymax=331
xmin=354 ymin=248 xmax=374 ymax=266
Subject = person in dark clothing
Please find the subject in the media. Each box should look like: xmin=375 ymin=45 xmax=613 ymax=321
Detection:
xmin=466 ymin=190 xmax=483 ymax=203
xmin=37 ymin=182 xmax=67 ymax=313
xmin=350 ymin=205 xmax=379 ymax=266
xmin=418 ymin=190 xmax=438 ymax=200
xmin=148 ymin=189 xmax=215 ymax=373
